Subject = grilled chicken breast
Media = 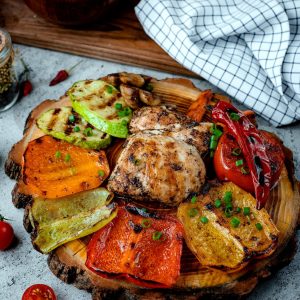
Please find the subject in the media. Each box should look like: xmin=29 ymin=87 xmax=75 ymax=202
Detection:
xmin=108 ymin=133 xmax=206 ymax=206
xmin=129 ymin=105 xmax=196 ymax=133
xmin=108 ymin=106 xmax=211 ymax=206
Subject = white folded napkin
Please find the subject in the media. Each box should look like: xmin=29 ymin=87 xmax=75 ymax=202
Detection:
xmin=135 ymin=0 xmax=300 ymax=126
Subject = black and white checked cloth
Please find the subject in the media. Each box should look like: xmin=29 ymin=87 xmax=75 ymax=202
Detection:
xmin=135 ymin=0 xmax=300 ymax=126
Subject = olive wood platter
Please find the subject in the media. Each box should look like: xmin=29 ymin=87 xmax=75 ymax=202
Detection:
xmin=5 ymin=76 xmax=300 ymax=300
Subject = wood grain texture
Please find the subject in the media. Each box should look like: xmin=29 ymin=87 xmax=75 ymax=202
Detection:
xmin=0 ymin=0 xmax=195 ymax=76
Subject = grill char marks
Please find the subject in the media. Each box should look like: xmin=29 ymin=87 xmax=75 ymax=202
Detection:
xmin=108 ymin=106 xmax=211 ymax=206
xmin=47 ymin=108 xmax=60 ymax=132
xmin=37 ymin=106 xmax=112 ymax=150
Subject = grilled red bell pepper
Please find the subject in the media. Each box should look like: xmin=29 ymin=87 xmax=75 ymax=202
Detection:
xmin=85 ymin=205 xmax=184 ymax=288
xmin=212 ymin=101 xmax=272 ymax=209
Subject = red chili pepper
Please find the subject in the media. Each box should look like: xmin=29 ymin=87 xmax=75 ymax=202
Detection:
xmin=49 ymin=61 xmax=82 ymax=86
xmin=22 ymin=80 xmax=33 ymax=96
xmin=49 ymin=70 xmax=69 ymax=86
xmin=212 ymin=101 xmax=272 ymax=209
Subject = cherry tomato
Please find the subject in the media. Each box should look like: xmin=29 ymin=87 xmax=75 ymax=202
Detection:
xmin=22 ymin=284 xmax=57 ymax=300
xmin=214 ymin=130 xmax=285 ymax=194
xmin=0 ymin=216 xmax=14 ymax=250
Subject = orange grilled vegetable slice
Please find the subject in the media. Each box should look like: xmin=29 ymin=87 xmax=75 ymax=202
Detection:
xmin=187 ymin=89 xmax=213 ymax=122
xmin=23 ymin=135 xmax=110 ymax=198
xmin=86 ymin=205 xmax=184 ymax=288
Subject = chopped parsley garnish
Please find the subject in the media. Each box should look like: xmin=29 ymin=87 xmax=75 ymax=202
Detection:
xmin=255 ymin=223 xmax=263 ymax=231
xmin=200 ymin=216 xmax=209 ymax=224
xmin=235 ymin=159 xmax=244 ymax=167
xmin=231 ymin=217 xmax=240 ymax=228
xmin=65 ymin=153 xmax=71 ymax=162
xmin=152 ymin=231 xmax=163 ymax=241
xmin=215 ymin=199 xmax=222 ymax=208
xmin=141 ymin=219 xmax=152 ymax=228
xmin=188 ymin=208 xmax=198 ymax=218
xmin=243 ymin=207 xmax=250 ymax=216
xmin=191 ymin=196 xmax=197 ymax=204
xmin=68 ymin=114 xmax=75 ymax=123
xmin=55 ymin=151 xmax=61 ymax=159
xmin=229 ymin=112 xmax=240 ymax=121
xmin=98 ymin=170 xmax=105 ymax=177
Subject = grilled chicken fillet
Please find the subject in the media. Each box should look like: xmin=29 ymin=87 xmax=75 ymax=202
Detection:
xmin=129 ymin=105 xmax=197 ymax=133
xmin=108 ymin=106 xmax=211 ymax=206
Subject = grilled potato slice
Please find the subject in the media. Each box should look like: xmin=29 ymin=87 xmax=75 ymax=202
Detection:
xmin=177 ymin=182 xmax=279 ymax=271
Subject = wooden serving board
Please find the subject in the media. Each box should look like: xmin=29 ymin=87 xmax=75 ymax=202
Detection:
xmin=5 ymin=75 xmax=300 ymax=299
xmin=0 ymin=0 xmax=194 ymax=76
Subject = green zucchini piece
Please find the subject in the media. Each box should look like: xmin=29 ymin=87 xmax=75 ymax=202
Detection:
xmin=36 ymin=106 xmax=111 ymax=150
xmin=29 ymin=188 xmax=117 ymax=254
xmin=68 ymin=80 xmax=132 ymax=138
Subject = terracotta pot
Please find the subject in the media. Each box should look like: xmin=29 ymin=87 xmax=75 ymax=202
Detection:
xmin=24 ymin=0 xmax=121 ymax=26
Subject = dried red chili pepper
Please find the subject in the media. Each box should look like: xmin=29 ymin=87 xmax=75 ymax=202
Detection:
xmin=49 ymin=70 xmax=68 ymax=86
xmin=49 ymin=61 xmax=82 ymax=86
xmin=22 ymin=80 xmax=33 ymax=96
xmin=212 ymin=101 xmax=272 ymax=209
xmin=18 ymin=58 xmax=33 ymax=98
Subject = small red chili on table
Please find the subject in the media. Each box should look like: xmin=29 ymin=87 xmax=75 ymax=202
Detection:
xmin=49 ymin=60 xmax=82 ymax=86
xmin=19 ymin=58 xmax=33 ymax=98
xmin=21 ymin=80 xmax=33 ymax=96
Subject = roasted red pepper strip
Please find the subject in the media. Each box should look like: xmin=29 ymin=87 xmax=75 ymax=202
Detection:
xmin=212 ymin=101 xmax=272 ymax=209
xmin=86 ymin=205 xmax=184 ymax=288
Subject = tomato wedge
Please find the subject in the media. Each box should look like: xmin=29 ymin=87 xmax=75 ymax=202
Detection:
xmin=214 ymin=131 xmax=285 ymax=194
xmin=22 ymin=284 xmax=56 ymax=300
xmin=86 ymin=205 xmax=184 ymax=288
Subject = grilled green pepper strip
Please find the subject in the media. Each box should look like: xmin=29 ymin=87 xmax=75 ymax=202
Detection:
xmin=29 ymin=188 xmax=117 ymax=254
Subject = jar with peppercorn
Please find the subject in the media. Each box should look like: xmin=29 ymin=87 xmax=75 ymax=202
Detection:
xmin=0 ymin=28 xmax=23 ymax=112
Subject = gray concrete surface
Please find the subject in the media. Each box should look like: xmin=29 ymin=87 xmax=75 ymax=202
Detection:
xmin=0 ymin=45 xmax=299 ymax=300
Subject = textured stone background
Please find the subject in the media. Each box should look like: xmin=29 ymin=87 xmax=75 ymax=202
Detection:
xmin=0 ymin=45 xmax=299 ymax=300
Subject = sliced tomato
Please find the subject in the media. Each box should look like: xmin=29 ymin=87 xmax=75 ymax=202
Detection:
xmin=214 ymin=130 xmax=285 ymax=194
xmin=86 ymin=205 xmax=184 ymax=288
xmin=22 ymin=284 xmax=56 ymax=300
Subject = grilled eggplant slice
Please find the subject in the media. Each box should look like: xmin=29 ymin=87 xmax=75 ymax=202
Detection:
xmin=37 ymin=107 xmax=111 ymax=149
xmin=68 ymin=80 xmax=132 ymax=138
xmin=29 ymin=188 xmax=117 ymax=254
xmin=177 ymin=182 xmax=279 ymax=271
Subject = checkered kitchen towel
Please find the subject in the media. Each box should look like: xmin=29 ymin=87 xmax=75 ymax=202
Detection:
xmin=135 ymin=0 xmax=300 ymax=126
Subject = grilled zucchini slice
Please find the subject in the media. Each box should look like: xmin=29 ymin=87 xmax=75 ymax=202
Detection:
xmin=29 ymin=188 xmax=117 ymax=254
xmin=37 ymin=106 xmax=111 ymax=149
xmin=68 ymin=80 xmax=132 ymax=138
xmin=178 ymin=182 xmax=279 ymax=271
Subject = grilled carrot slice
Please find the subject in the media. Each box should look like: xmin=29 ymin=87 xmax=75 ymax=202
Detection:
xmin=23 ymin=135 xmax=110 ymax=199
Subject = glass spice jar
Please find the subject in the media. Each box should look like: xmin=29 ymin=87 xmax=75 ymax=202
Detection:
xmin=0 ymin=28 xmax=22 ymax=112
